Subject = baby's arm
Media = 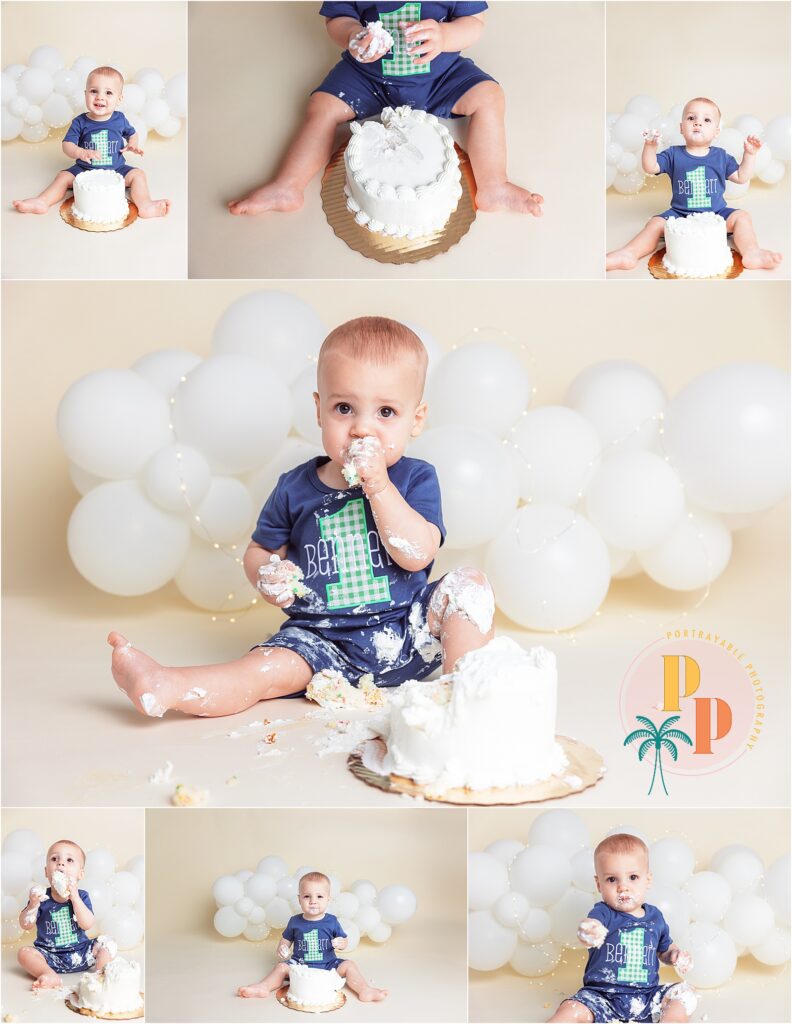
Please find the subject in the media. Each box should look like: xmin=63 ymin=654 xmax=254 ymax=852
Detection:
xmin=332 ymin=936 xmax=348 ymax=950
xmin=659 ymin=944 xmax=692 ymax=974
xmin=69 ymin=888 xmax=95 ymax=931
xmin=244 ymin=541 xmax=306 ymax=608
xmin=122 ymin=132 xmax=144 ymax=156
xmin=326 ymin=16 xmax=366 ymax=49
xmin=403 ymin=13 xmax=486 ymax=64
xmin=641 ymin=132 xmax=661 ymax=174
xmin=18 ymin=886 xmax=44 ymax=930
xmin=577 ymin=917 xmax=607 ymax=948
xmin=62 ymin=140 xmax=102 ymax=164
xmin=276 ymin=935 xmax=292 ymax=960
xmin=730 ymin=135 xmax=761 ymax=183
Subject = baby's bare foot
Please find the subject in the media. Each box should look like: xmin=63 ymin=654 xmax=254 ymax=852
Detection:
xmin=238 ymin=984 xmax=273 ymax=999
xmin=32 ymin=974 xmax=62 ymax=990
xmin=228 ymin=182 xmax=304 ymax=216
xmin=357 ymin=986 xmax=388 ymax=1002
xmin=107 ymin=631 xmax=172 ymax=718
xmin=741 ymin=247 xmax=783 ymax=270
xmin=136 ymin=199 xmax=170 ymax=219
xmin=606 ymin=247 xmax=639 ymax=271
xmin=13 ymin=198 xmax=49 ymax=214
xmin=475 ymin=182 xmax=544 ymax=217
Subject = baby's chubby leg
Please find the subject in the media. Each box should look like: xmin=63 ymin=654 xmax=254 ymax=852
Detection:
xmin=428 ymin=567 xmax=495 ymax=673
xmin=124 ymin=168 xmax=170 ymax=219
xmin=89 ymin=940 xmax=114 ymax=974
xmin=547 ymin=999 xmax=595 ymax=1023
xmin=108 ymin=633 xmax=312 ymax=719
xmin=452 ymin=80 xmax=543 ymax=217
xmin=237 ymin=960 xmax=289 ymax=999
xmin=727 ymin=209 xmax=782 ymax=270
xmin=17 ymin=946 xmax=61 ymax=989
xmin=228 ymin=92 xmax=354 ymax=215
xmin=606 ymin=215 xmax=666 ymax=271
xmin=336 ymin=960 xmax=387 ymax=1002
xmin=13 ymin=170 xmax=75 ymax=214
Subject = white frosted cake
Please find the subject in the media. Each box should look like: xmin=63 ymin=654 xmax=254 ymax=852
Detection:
xmin=69 ymin=958 xmax=143 ymax=1018
xmin=72 ymin=170 xmax=129 ymax=226
xmin=344 ymin=106 xmax=462 ymax=238
xmin=285 ymin=962 xmax=345 ymax=1010
xmin=378 ymin=636 xmax=567 ymax=794
xmin=662 ymin=212 xmax=733 ymax=278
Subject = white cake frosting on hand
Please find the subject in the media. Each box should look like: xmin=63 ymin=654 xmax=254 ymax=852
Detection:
xmin=378 ymin=636 xmax=567 ymax=794
xmin=51 ymin=870 xmax=71 ymax=898
xmin=344 ymin=106 xmax=462 ymax=238
xmin=578 ymin=918 xmax=607 ymax=948
xmin=349 ymin=20 xmax=395 ymax=60
xmin=72 ymin=170 xmax=129 ymax=225
xmin=662 ymin=212 xmax=733 ymax=277
xmin=286 ymin=963 xmax=345 ymax=1007
xmin=70 ymin=957 xmax=143 ymax=1016
xmin=342 ymin=435 xmax=381 ymax=486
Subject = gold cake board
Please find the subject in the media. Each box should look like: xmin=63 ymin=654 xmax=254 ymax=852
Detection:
xmin=648 ymin=247 xmax=743 ymax=279
xmin=277 ymin=985 xmax=346 ymax=1014
xmin=65 ymin=994 xmax=144 ymax=1020
xmin=321 ymin=140 xmax=476 ymax=264
xmin=60 ymin=196 xmax=138 ymax=232
xmin=349 ymin=736 xmax=604 ymax=805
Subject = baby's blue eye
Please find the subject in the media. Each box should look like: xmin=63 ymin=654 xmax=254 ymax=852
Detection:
xmin=336 ymin=403 xmax=352 ymax=414
xmin=379 ymin=407 xmax=395 ymax=418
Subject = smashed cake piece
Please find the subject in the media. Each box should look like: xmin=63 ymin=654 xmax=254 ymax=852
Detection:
xmin=341 ymin=436 xmax=381 ymax=487
xmin=306 ymin=669 xmax=388 ymax=710
xmin=577 ymin=918 xmax=607 ymax=948
xmin=171 ymin=783 xmax=209 ymax=807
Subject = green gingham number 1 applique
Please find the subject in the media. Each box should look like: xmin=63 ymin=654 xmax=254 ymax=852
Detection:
xmin=51 ymin=905 xmax=80 ymax=948
xmin=320 ymin=498 xmax=391 ymax=610
xmin=303 ymin=929 xmax=322 ymax=962
xmin=685 ymin=165 xmax=711 ymax=209
xmin=89 ymin=129 xmax=113 ymax=167
xmin=380 ymin=3 xmax=430 ymax=76
xmin=616 ymin=928 xmax=649 ymax=984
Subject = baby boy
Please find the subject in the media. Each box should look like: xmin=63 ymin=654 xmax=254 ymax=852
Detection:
xmin=13 ymin=66 xmax=170 ymax=219
xmin=17 ymin=839 xmax=116 ymax=989
xmin=606 ymin=96 xmax=782 ymax=272
xmin=228 ymin=2 xmax=542 ymax=217
xmin=549 ymin=834 xmax=695 ymax=1023
xmin=109 ymin=316 xmax=496 ymax=717
xmin=238 ymin=870 xmax=387 ymax=1002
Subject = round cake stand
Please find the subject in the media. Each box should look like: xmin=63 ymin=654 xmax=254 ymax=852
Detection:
xmin=60 ymin=196 xmax=138 ymax=232
xmin=65 ymin=995 xmax=144 ymax=1020
xmin=276 ymin=985 xmax=346 ymax=1014
xmin=648 ymin=247 xmax=743 ymax=279
xmin=349 ymin=737 xmax=605 ymax=805
xmin=321 ymin=140 xmax=477 ymax=264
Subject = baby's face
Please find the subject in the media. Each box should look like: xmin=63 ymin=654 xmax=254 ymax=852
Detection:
xmin=680 ymin=101 xmax=720 ymax=147
xmin=298 ymin=879 xmax=331 ymax=919
xmin=45 ymin=842 xmax=84 ymax=883
xmin=314 ymin=350 xmax=427 ymax=470
xmin=594 ymin=850 xmax=651 ymax=914
xmin=85 ymin=73 xmax=123 ymax=118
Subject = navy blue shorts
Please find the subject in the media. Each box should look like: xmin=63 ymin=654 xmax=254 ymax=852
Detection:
xmin=313 ymin=56 xmax=495 ymax=119
xmin=656 ymin=206 xmax=737 ymax=224
xmin=253 ymin=579 xmax=443 ymax=695
xmin=65 ymin=164 xmax=135 ymax=178
xmin=567 ymin=983 xmax=686 ymax=1023
xmin=35 ymin=941 xmax=96 ymax=974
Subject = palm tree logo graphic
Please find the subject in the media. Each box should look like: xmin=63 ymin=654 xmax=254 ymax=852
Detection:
xmin=624 ymin=715 xmax=693 ymax=796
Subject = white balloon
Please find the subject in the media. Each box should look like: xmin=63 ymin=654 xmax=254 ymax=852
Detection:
xmin=486 ymin=505 xmax=610 ymax=631
xmin=350 ymin=880 xmax=377 ymax=906
xmin=709 ymin=846 xmax=764 ymax=895
xmin=21 ymin=121 xmax=48 ymax=142
xmin=214 ymin=905 xmax=246 ymax=938
xmin=131 ymin=349 xmax=203 ymax=397
xmin=247 ymin=906 xmax=267 ymax=925
xmin=570 ymin=849 xmax=596 ymax=893
xmin=290 ymin=364 xmax=322 ymax=444
xmin=8 ymin=96 xmax=28 ymax=117
xmin=243 ymin=922 xmax=271 ymax=941
xmin=256 ymin=856 xmax=288 ymax=879
xmin=469 ymin=853 xmax=509 ymax=910
xmin=127 ymin=117 xmax=147 ymax=147
xmin=684 ymin=872 xmax=731 ymax=924
xmin=4 ymin=63 xmax=27 ymax=80
xmin=212 ymin=291 xmax=324 ymax=384
xmin=28 ymin=45 xmax=63 ymax=74
xmin=606 ymin=141 xmax=624 ymax=164
xmin=718 ymin=127 xmax=745 ymax=163
xmin=332 ymin=892 xmax=360 ymax=919
xmin=119 ymin=82 xmax=146 ymax=114
xmin=518 ymin=908 xmax=552 ymax=943
xmin=68 ymin=482 xmax=190 ymax=596
xmin=723 ymin=895 xmax=774 ymax=947
xmin=549 ymin=888 xmax=596 ymax=947
xmin=57 ymin=369 xmax=173 ymax=479
xmin=731 ymin=115 xmax=763 ymax=137
xmin=173 ymin=538 xmax=251 ymax=611
xmin=510 ymin=407 xmax=601 ymax=506
xmin=85 ymin=849 xmax=116 ymax=881
xmin=164 ymin=72 xmax=187 ymax=117
xmin=143 ymin=443 xmax=212 ymax=513
xmin=2 ymin=919 xmax=23 ymax=944
xmin=567 ymin=361 xmax=666 ymax=454
xmin=42 ymin=92 xmax=73 ymax=128
xmin=469 ymin=910 xmax=518 ymax=971
xmin=100 ymin=906 xmax=143 ymax=950
xmin=758 ymin=159 xmax=785 ymax=185
xmin=612 ymin=170 xmax=645 ymax=195
xmin=681 ymin=923 xmax=736 ymax=987
xmin=764 ymin=855 xmax=790 ymax=927
xmin=763 ymin=115 xmax=791 ymax=162
xmin=1 ymin=853 xmax=32 ymax=896
xmin=368 ymin=921 xmax=392 ymax=942
xmin=428 ymin=342 xmax=531 ymax=435
xmin=528 ymin=811 xmax=590 ymax=859
xmin=107 ymin=871 xmax=141 ymax=907
xmin=492 ymin=891 xmax=530 ymax=929
xmin=264 ymin=897 xmax=291 ymax=928
xmin=213 ymin=874 xmax=244 ymax=906
xmin=191 ymin=477 xmax=253 ymax=543
xmin=125 ymin=856 xmax=145 ymax=884
xmin=664 ymin=364 xmax=790 ymax=515
xmin=338 ymin=917 xmax=360 ymax=952
xmin=234 ymin=897 xmax=254 ymax=918
xmin=154 ymin=114 xmax=181 ymax=138
xmin=1 ymin=71 xmax=16 ymax=103
xmin=626 ymin=95 xmax=660 ymax=120
xmin=611 ymin=113 xmax=647 ymax=151
xmin=355 ymin=905 xmax=381 ymax=935
xmin=616 ymin=151 xmax=638 ymax=174
xmin=246 ymin=438 xmax=324 ymax=511
xmin=277 ymin=876 xmax=298 ymax=902
xmin=411 ymin=428 xmax=519 ymax=548
xmin=2 ymin=830 xmax=45 ymax=860
xmin=1 ymin=109 xmax=23 ymax=141
xmin=17 ymin=67 xmax=53 ymax=104
xmin=750 ymin=926 xmax=790 ymax=966
xmin=645 ymin=882 xmax=690 ymax=939
xmin=2 ymin=893 xmax=24 ymax=918
xmin=142 ymin=97 xmax=170 ymax=131
xmin=71 ymin=56 xmax=99 ymax=83
xmin=586 ymin=452 xmax=684 ymax=550
xmin=638 ymin=508 xmax=732 ymax=590
xmin=509 ymin=846 xmax=572 ymax=906
xmin=485 ymin=839 xmax=524 ymax=866
xmin=134 ymin=68 xmax=165 ymax=98
xmin=23 ymin=104 xmax=43 ymax=125
xmin=244 ymin=873 xmax=277 ymax=906
xmin=235 ymin=870 xmax=254 ymax=882
xmin=509 ymin=938 xmax=562 ymax=977
xmin=377 ymin=885 xmax=416 ymax=925
xmin=650 ymin=838 xmax=695 ymax=888
xmin=52 ymin=68 xmax=79 ymax=95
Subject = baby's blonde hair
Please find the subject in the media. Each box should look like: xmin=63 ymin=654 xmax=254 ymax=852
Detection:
xmin=47 ymin=839 xmax=86 ymax=867
xmin=299 ymin=871 xmax=331 ymax=891
xmin=87 ymin=66 xmax=124 ymax=89
xmin=594 ymin=833 xmax=649 ymax=870
xmin=317 ymin=316 xmax=428 ymax=392
xmin=683 ymin=96 xmax=721 ymax=124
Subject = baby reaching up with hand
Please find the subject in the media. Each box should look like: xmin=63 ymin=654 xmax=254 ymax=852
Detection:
xmin=228 ymin=2 xmax=542 ymax=217
xmin=238 ymin=871 xmax=387 ymax=1003
xmin=17 ymin=839 xmax=116 ymax=990
xmin=109 ymin=315 xmax=496 ymax=718
xmin=548 ymin=834 xmax=696 ymax=1024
